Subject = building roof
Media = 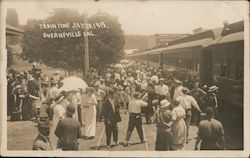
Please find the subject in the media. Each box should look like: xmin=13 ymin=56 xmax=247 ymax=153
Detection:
xmin=6 ymin=24 xmax=24 ymax=36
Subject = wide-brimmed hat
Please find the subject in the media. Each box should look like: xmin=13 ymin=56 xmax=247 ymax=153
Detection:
xmin=54 ymin=71 xmax=60 ymax=74
xmin=175 ymin=80 xmax=182 ymax=84
xmin=66 ymin=105 xmax=76 ymax=115
xmin=38 ymin=120 xmax=51 ymax=128
xmin=208 ymin=86 xmax=218 ymax=92
xmin=15 ymin=85 xmax=22 ymax=90
xmin=117 ymin=85 xmax=123 ymax=91
xmin=28 ymin=75 xmax=34 ymax=81
xmin=159 ymin=78 xmax=165 ymax=81
xmin=54 ymin=94 xmax=65 ymax=103
xmin=160 ymin=99 xmax=171 ymax=108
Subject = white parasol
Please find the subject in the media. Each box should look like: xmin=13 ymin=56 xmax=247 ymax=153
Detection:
xmin=58 ymin=76 xmax=88 ymax=92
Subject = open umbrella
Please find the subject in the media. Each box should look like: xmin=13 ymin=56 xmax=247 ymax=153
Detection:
xmin=58 ymin=76 xmax=88 ymax=92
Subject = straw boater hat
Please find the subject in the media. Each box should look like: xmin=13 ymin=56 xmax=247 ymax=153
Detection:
xmin=160 ymin=99 xmax=171 ymax=108
xmin=208 ymin=86 xmax=218 ymax=92
xmin=117 ymin=85 xmax=123 ymax=91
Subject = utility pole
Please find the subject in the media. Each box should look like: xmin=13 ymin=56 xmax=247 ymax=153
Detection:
xmin=83 ymin=12 xmax=89 ymax=77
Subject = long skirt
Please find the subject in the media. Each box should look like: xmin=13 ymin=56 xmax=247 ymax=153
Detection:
xmin=155 ymin=130 xmax=172 ymax=151
xmin=171 ymin=119 xmax=186 ymax=150
xmin=84 ymin=106 xmax=96 ymax=137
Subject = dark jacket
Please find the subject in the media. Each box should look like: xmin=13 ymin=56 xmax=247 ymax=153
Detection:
xmin=55 ymin=117 xmax=81 ymax=150
xmin=103 ymin=98 xmax=121 ymax=125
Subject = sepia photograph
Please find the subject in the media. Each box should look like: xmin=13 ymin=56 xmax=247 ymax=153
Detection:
xmin=0 ymin=0 xmax=249 ymax=157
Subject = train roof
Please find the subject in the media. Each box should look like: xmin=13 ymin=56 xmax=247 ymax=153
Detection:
xmin=210 ymin=21 xmax=244 ymax=46
xmin=168 ymin=29 xmax=220 ymax=46
xmin=221 ymin=20 xmax=244 ymax=36
xmin=212 ymin=31 xmax=244 ymax=45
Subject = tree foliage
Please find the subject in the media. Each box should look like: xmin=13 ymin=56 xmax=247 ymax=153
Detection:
xmin=22 ymin=9 xmax=125 ymax=73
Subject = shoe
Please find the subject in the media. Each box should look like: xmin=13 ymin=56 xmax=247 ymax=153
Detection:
xmin=115 ymin=142 xmax=119 ymax=146
xmin=88 ymin=136 xmax=94 ymax=139
xmin=141 ymin=140 xmax=146 ymax=143
xmin=124 ymin=141 xmax=129 ymax=146
xmin=106 ymin=146 xmax=110 ymax=149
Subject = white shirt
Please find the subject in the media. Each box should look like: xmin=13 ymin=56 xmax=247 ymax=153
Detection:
xmin=128 ymin=99 xmax=148 ymax=114
xmin=176 ymin=94 xmax=201 ymax=112
xmin=156 ymin=84 xmax=169 ymax=96
xmin=108 ymin=98 xmax=115 ymax=112
xmin=46 ymin=86 xmax=59 ymax=100
xmin=173 ymin=85 xmax=184 ymax=100
xmin=114 ymin=73 xmax=121 ymax=80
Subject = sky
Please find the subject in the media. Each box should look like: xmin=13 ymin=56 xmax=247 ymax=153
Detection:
xmin=3 ymin=0 xmax=249 ymax=35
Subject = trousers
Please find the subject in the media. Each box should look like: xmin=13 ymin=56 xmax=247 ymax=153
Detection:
xmin=125 ymin=113 xmax=144 ymax=141
xmin=105 ymin=123 xmax=118 ymax=146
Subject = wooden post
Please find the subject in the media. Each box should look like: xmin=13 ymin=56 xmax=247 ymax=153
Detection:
xmin=83 ymin=13 xmax=89 ymax=76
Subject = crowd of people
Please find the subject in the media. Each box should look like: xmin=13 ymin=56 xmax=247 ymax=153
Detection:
xmin=7 ymin=60 xmax=225 ymax=151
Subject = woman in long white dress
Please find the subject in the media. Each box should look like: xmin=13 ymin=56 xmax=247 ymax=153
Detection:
xmin=171 ymin=99 xmax=187 ymax=150
xmin=50 ymin=95 xmax=68 ymax=150
xmin=84 ymin=87 xmax=98 ymax=139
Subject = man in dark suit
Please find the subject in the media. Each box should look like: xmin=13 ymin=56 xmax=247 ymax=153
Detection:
xmin=103 ymin=90 xmax=122 ymax=149
xmin=55 ymin=105 xmax=81 ymax=150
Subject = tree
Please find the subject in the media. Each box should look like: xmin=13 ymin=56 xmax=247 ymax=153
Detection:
xmin=88 ymin=12 xmax=125 ymax=72
xmin=22 ymin=9 xmax=125 ymax=75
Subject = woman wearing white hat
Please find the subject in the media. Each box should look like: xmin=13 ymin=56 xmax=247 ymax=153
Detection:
xmin=155 ymin=99 xmax=173 ymax=150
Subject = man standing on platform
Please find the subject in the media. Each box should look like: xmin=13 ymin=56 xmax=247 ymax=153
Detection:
xmin=33 ymin=120 xmax=52 ymax=150
xmin=156 ymin=78 xmax=169 ymax=101
xmin=55 ymin=105 xmax=81 ymax=150
xmin=195 ymin=107 xmax=225 ymax=150
xmin=103 ymin=90 xmax=122 ymax=149
xmin=124 ymin=92 xmax=148 ymax=146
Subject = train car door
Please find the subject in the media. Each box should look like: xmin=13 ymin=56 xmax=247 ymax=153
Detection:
xmin=200 ymin=47 xmax=213 ymax=85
